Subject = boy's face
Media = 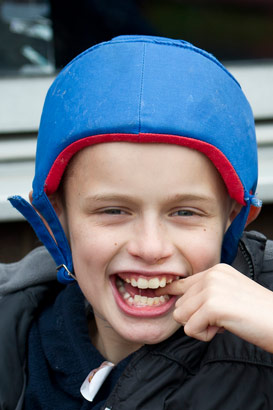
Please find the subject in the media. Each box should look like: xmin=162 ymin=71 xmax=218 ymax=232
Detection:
xmin=55 ymin=143 xmax=236 ymax=350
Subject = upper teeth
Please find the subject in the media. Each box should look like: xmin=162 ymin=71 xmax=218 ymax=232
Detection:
xmin=123 ymin=276 xmax=176 ymax=289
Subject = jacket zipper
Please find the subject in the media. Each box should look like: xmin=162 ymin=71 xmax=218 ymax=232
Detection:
xmin=238 ymin=240 xmax=255 ymax=279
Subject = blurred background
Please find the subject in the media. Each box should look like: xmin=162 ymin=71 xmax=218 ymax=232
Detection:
xmin=0 ymin=0 xmax=273 ymax=262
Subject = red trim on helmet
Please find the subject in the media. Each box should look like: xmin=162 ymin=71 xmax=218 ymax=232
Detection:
xmin=44 ymin=133 xmax=245 ymax=204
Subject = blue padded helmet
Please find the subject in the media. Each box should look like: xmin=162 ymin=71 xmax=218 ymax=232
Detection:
xmin=10 ymin=35 xmax=261 ymax=283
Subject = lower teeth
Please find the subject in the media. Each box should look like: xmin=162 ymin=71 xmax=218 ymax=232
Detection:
xmin=117 ymin=281 xmax=169 ymax=306
xmin=130 ymin=294 xmax=169 ymax=306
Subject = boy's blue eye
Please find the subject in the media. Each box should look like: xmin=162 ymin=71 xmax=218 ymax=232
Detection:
xmin=173 ymin=210 xmax=194 ymax=216
xmin=104 ymin=209 xmax=123 ymax=215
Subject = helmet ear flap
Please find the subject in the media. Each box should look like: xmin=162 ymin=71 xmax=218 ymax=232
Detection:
xmin=245 ymin=205 xmax=261 ymax=227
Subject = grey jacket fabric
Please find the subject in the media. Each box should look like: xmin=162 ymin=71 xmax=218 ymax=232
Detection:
xmin=1 ymin=232 xmax=273 ymax=410
xmin=0 ymin=247 xmax=58 ymax=410
xmin=0 ymin=246 xmax=56 ymax=300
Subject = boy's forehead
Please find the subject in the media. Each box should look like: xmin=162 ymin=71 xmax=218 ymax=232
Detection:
xmin=66 ymin=142 xmax=228 ymax=198
xmin=69 ymin=141 xmax=214 ymax=170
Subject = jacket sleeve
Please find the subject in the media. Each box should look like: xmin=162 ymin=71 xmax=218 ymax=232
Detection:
xmin=0 ymin=285 xmax=53 ymax=410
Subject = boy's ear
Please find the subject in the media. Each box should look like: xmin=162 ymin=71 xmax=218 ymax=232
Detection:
xmin=225 ymin=200 xmax=261 ymax=232
xmin=245 ymin=205 xmax=261 ymax=227
xmin=225 ymin=201 xmax=242 ymax=232
xmin=28 ymin=189 xmax=33 ymax=204
xmin=28 ymin=190 xmax=63 ymax=242
xmin=47 ymin=192 xmax=69 ymax=238
xmin=29 ymin=190 xmax=64 ymax=217
xmin=229 ymin=201 xmax=242 ymax=223
xmin=47 ymin=192 xmax=64 ymax=217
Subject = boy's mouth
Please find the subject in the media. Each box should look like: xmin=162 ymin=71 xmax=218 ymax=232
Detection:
xmin=110 ymin=272 xmax=179 ymax=317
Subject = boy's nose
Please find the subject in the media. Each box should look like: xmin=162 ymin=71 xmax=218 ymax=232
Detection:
xmin=126 ymin=219 xmax=173 ymax=265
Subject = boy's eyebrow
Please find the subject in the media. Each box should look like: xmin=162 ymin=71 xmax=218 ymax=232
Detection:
xmin=164 ymin=193 xmax=217 ymax=204
xmin=84 ymin=194 xmax=136 ymax=202
xmin=83 ymin=193 xmax=217 ymax=204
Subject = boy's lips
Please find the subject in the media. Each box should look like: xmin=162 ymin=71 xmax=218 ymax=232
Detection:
xmin=110 ymin=272 xmax=180 ymax=318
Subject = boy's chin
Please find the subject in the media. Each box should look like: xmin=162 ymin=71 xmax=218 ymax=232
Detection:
xmin=114 ymin=316 xmax=181 ymax=346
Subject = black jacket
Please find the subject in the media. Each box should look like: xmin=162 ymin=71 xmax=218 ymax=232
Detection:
xmin=1 ymin=231 xmax=273 ymax=410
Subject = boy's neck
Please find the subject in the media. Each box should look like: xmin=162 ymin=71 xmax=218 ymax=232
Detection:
xmin=88 ymin=315 xmax=142 ymax=364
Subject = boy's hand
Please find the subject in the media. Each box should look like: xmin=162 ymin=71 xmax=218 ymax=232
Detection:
xmin=156 ymin=264 xmax=273 ymax=352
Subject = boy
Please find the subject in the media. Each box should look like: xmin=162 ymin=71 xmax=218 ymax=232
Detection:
xmin=2 ymin=35 xmax=273 ymax=409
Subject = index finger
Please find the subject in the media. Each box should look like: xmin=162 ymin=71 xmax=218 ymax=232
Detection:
xmin=155 ymin=278 xmax=186 ymax=296
xmin=155 ymin=271 xmax=206 ymax=296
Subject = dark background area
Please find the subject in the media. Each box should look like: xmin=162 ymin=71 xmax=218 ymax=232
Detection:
xmin=1 ymin=0 xmax=273 ymax=74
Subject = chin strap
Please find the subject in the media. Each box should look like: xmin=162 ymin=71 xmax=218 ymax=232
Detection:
xmin=56 ymin=264 xmax=77 ymax=280
xmin=222 ymin=191 xmax=262 ymax=264
xmin=9 ymin=195 xmax=75 ymax=284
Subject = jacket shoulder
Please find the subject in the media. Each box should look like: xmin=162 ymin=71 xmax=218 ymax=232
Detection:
xmin=263 ymin=237 xmax=273 ymax=271
xmin=0 ymin=246 xmax=56 ymax=299
xmin=238 ymin=231 xmax=273 ymax=285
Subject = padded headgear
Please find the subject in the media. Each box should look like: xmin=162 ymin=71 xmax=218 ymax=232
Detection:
xmin=10 ymin=35 xmax=261 ymax=283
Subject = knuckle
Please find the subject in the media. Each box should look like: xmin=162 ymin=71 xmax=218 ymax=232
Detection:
xmin=203 ymin=297 xmax=218 ymax=317
xmin=203 ymin=271 xmax=217 ymax=286
xmin=173 ymin=308 xmax=186 ymax=324
xmin=184 ymin=323 xmax=194 ymax=338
